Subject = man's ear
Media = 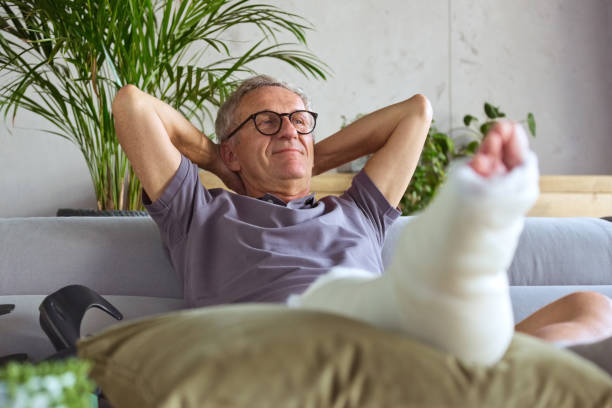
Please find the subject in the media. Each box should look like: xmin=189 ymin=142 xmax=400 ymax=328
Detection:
xmin=220 ymin=140 xmax=241 ymax=172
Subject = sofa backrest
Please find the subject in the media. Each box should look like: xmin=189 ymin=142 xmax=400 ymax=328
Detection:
xmin=2 ymin=216 xmax=612 ymax=360
xmin=383 ymin=216 xmax=612 ymax=286
xmin=0 ymin=217 xmax=180 ymax=298
xmin=0 ymin=217 xmax=184 ymax=360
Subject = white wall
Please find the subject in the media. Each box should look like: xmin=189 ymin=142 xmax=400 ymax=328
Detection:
xmin=1 ymin=0 xmax=611 ymax=217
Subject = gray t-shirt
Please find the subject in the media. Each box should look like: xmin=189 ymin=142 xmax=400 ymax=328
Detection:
xmin=144 ymin=155 xmax=400 ymax=307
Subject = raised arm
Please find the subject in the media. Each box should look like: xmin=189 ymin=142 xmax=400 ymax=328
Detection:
xmin=313 ymin=94 xmax=432 ymax=207
xmin=112 ymin=85 xmax=243 ymax=202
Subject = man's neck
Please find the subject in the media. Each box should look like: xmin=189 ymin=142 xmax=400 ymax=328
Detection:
xmin=244 ymin=179 xmax=311 ymax=203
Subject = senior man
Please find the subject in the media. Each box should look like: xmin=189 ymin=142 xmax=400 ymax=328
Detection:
xmin=112 ymin=75 xmax=612 ymax=368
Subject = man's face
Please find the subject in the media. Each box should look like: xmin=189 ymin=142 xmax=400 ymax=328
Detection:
xmin=223 ymin=86 xmax=315 ymax=192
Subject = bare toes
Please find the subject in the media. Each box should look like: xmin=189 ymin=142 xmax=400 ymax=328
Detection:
xmin=480 ymin=131 xmax=503 ymax=156
xmin=502 ymin=124 xmax=526 ymax=170
xmin=469 ymin=152 xmax=504 ymax=178
xmin=469 ymin=155 xmax=490 ymax=177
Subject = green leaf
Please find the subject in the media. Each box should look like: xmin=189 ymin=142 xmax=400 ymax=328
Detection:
xmin=484 ymin=102 xmax=496 ymax=119
xmin=480 ymin=121 xmax=495 ymax=135
xmin=463 ymin=114 xmax=477 ymax=126
xmin=464 ymin=140 xmax=480 ymax=154
xmin=432 ymin=132 xmax=453 ymax=154
xmin=484 ymin=102 xmax=505 ymax=119
xmin=101 ymin=43 xmax=122 ymax=88
xmin=527 ymin=112 xmax=536 ymax=137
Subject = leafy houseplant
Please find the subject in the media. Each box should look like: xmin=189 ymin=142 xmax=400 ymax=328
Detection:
xmin=0 ymin=0 xmax=328 ymax=211
xmin=0 ymin=359 xmax=95 ymax=407
xmin=399 ymin=103 xmax=536 ymax=215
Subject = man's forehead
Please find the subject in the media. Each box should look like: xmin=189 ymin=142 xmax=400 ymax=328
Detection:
xmin=238 ymin=86 xmax=305 ymax=115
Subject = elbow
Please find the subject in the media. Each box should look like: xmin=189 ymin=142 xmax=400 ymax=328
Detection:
xmin=112 ymin=85 xmax=144 ymax=146
xmin=112 ymin=84 xmax=141 ymax=116
xmin=407 ymin=93 xmax=433 ymax=122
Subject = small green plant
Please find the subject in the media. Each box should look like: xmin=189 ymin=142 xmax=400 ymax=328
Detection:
xmin=399 ymin=102 xmax=536 ymax=215
xmin=0 ymin=358 xmax=96 ymax=407
xmin=399 ymin=119 xmax=455 ymax=215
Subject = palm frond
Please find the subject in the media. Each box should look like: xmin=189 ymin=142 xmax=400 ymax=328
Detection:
xmin=0 ymin=0 xmax=328 ymax=210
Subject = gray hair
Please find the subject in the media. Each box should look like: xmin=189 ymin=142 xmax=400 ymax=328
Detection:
xmin=215 ymin=75 xmax=311 ymax=143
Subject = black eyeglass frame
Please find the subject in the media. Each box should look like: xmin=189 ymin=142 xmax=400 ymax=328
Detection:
xmin=224 ymin=110 xmax=318 ymax=140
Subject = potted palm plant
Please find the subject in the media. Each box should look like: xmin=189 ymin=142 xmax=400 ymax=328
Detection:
xmin=0 ymin=0 xmax=328 ymax=212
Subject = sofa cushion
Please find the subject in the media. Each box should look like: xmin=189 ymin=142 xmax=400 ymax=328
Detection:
xmin=507 ymin=217 xmax=612 ymax=286
xmin=383 ymin=217 xmax=612 ymax=286
xmin=77 ymin=305 xmax=612 ymax=407
xmin=0 ymin=217 xmax=180 ymax=298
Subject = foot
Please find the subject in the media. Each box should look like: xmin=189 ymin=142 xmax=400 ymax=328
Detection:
xmin=383 ymin=122 xmax=537 ymax=365
xmin=469 ymin=121 xmax=527 ymax=178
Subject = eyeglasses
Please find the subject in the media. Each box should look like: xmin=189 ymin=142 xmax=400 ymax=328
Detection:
xmin=225 ymin=110 xmax=318 ymax=140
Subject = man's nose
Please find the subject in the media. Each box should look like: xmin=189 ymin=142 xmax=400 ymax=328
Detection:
xmin=276 ymin=116 xmax=299 ymax=138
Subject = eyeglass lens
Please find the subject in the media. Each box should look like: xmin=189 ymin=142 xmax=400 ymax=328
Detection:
xmin=254 ymin=111 xmax=316 ymax=135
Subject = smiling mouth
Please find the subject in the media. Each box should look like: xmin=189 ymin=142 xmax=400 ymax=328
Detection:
xmin=273 ymin=148 xmax=303 ymax=155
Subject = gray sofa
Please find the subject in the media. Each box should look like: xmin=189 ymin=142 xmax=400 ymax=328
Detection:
xmin=1 ymin=216 xmax=612 ymax=361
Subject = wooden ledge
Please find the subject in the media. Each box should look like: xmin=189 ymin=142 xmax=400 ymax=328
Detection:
xmin=198 ymin=171 xmax=354 ymax=200
xmin=199 ymin=171 xmax=612 ymax=218
xmin=530 ymin=175 xmax=612 ymax=218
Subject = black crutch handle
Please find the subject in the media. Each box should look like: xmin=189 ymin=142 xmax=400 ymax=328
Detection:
xmin=39 ymin=285 xmax=123 ymax=351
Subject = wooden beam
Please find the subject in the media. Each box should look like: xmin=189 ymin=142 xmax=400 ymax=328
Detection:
xmin=539 ymin=175 xmax=612 ymax=193
xmin=199 ymin=170 xmax=612 ymax=218
xmin=198 ymin=171 xmax=353 ymax=198
xmin=527 ymin=176 xmax=612 ymax=217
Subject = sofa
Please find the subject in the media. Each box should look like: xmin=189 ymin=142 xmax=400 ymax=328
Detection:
xmin=1 ymin=216 xmax=612 ymax=405
xmin=2 ymin=215 xmax=612 ymax=360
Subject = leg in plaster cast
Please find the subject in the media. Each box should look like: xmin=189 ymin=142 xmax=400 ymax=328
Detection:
xmin=383 ymin=120 xmax=538 ymax=365
xmin=289 ymin=121 xmax=539 ymax=365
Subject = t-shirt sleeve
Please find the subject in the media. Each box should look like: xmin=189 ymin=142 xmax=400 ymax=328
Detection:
xmin=342 ymin=169 xmax=401 ymax=245
xmin=143 ymin=155 xmax=212 ymax=247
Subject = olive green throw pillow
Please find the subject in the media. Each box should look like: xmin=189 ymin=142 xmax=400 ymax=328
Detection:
xmin=77 ymin=305 xmax=612 ymax=408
